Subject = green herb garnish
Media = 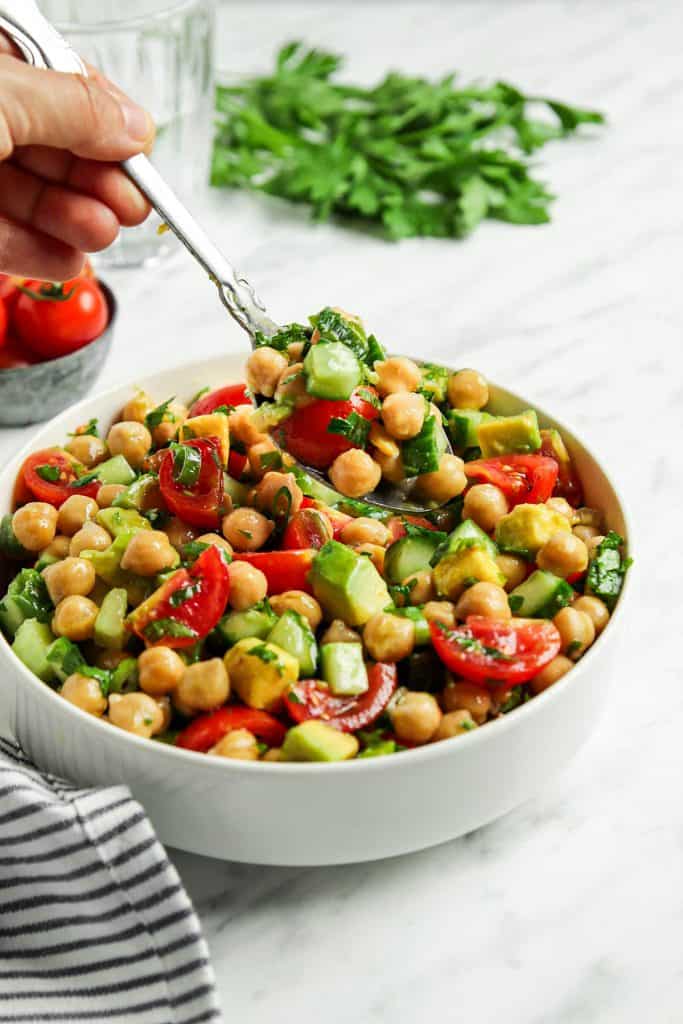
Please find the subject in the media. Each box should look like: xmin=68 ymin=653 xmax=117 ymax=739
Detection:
xmin=170 ymin=443 xmax=202 ymax=489
xmin=143 ymin=619 xmax=197 ymax=643
xmin=253 ymin=323 xmax=309 ymax=351
xmin=68 ymin=418 xmax=99 ymax=438
xmin=70 ymin=470 xmax=100 ymax=488
xmin=145 ymin=397 xmax=176 ymax=431
xmin=35 ymin=464 xmax=60 ymax=483
xmin=327 ymin=411 xmax=371 ymax=448
xmin=585 ymin=531 xmax=631 ymax=611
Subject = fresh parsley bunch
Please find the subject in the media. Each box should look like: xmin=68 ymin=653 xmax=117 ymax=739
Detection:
xmin=211 ymin=42 xmax=604 ymax=240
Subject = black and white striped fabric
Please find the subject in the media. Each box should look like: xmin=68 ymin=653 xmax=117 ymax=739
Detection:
xmin=0 ymin=737 xmax=223 ymax=1024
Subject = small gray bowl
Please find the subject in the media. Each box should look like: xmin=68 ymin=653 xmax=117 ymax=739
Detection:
xmin=0 ymin=281 xmax=116 ymax=427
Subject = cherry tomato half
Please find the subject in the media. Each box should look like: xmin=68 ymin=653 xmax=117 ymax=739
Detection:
xmin=158 ymin=437 xmax=225 ymax=529
xmin=274 ymin=387 xmax=380 ymax=470
xmin=387 ymin=514 xmax=440 ymax=543
xmin=282 ymin=508 xmax=333 ymax=550
xmin=231 ymin=549 xmax=315 ymax=594
xmin=20 ymin=449 xmax=100 ymax=507
xmin=284 ymin=662 xmax=398 ymax=733
xmin=13 ymin=278 xmax=108 ymax=360
xmin=464 ymin=455 xmax=558 ymax=507
xmin=189 ymin=383 xmax=251 ymax=417
xmin=176 ymin=706 xmax=286 ymax=752
xmin=127 ymin=545 xmax=230 ymax=648
xmin=430 ymin=616 xmax=561 ymax=685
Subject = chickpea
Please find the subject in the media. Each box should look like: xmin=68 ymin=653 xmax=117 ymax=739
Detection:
xmin=106 ymin=421 xmax=152 ymax=471
xmin=369 ymin=421 xmax=400 ymax=459
xmin=390 ymin=691 xmax=442 ymax=745
xmin=40 ymin=534 xmax=71 ymax=562
xmin=228 ymin=405 xmax=267 ymax=447
xmin=61 ymin=672 xmax=107 ymax=716
xmin=572 ymin=595 xmax=609 ymax=635
xmin=151 ymin=399 xmax=187 ymax=448
xmin=52 ymin=595 xmax=99 ymax=642
xmin=537 ymin=532 xmax=588 ymax=578
xmin=222 ymin=507 xmax=273 ymax=552
xmin=530 ymin=655 xmax=573 ymax=694
xmin=227 ymin=561 xmax=268 ymax=610
xmin=12 ymin=502 xmax=58 ymax=552
xmin=262 ymin=747 xmax=282 ymax=762
xmin=121 ymin=389 xmax=155 ymax=424
xmin=329 ymin=449 xmax=382 ymax=498
xmin=354 ymin=543 xmax=385 ymax=574
xmin=246 ymin=346 xmax=289 ymax=398
xmin=553 ymin=607 xmax=596 ymax=660
xmin=381 ymin=392 xmax=425 ymax=441
xmin=434 ymin=709 xmax=477 ymax=741
xmin=109 ymin=692 xmax=164 ymax=738
xmin=275 ymin=362 xmax=309 ymax=405
xmin=572 ymin=524 xmax=599 ymax=546
xmin=320 ymin=619 xmax=361 ymax=645
xmin=174 ymin=659 xmax=230 ymax=714
xmin=254 ymin=471 xmax=303 ymax=518
xmin=42 ymin=557 xmax=95 ymax=604
xmin=120 ymin=530 xmax=177 ymax=576
xmin=155 ymin=696 xmax=172 ymax=733
xmin=463 ymin=484 xmax=509 ymax=533
xmin=248 ymin=439 xmax=281 ymax=479
xmin=442 ymin=680 xmax=491 ymax=723
xmin=403 ymin=570 xmax=434 ymax=605
xmin=546 ymin=497 xmax=576 ymax=522
xmin=363 ymin=611 xmax=414 ymax=662
xmin=269 ymin=591 xmax=322 ymax=631
xmin=375 ymin=356 xmax=422 ymax=396
xmin=96 ymin=483 xmax=126 ymax=508
xmin=447 ymin=368 xmax=489 ymax=410
xmin=195 ymin=533 xmax=233 ymax=558
xmin=575 ymin=507 xmax=604 ymax=529
xmin=415 ymin=454 xmax=467 ymax=504
xmin=372 ymin=448 xmax=405 ymax=485
xmin=56 ymin=495 xmax=98 ymax=537
xmin=455 ymin=582 xmax=511 ymax=621
xmin=65 ymin=434 xmax=107 ymax=468
xmin=69 ymin=522 xmax=111 ymax=557
xmin=340 ymin=517 xmax=391 ymax=547
xmin=138 ymin=646 xmax=185 ymax=697
xmin=165 ymin=517 xmax=197 ymax=552
xmin=209 ymin=728 xmax=259 ymax=761
xmin=423 ymin=601 xmax=456 ymax=629
xmin=495 ymin=554 xmax=528 ymax=592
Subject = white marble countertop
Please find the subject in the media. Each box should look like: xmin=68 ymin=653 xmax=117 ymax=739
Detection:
xmin=2 ymin=2 xmax=681 ymax=1021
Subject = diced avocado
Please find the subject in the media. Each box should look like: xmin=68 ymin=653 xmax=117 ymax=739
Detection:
xmin=0 ymin=514 xmax=30 ymax=560
xmin=507 ymin=570 xmax=573 ymax=618
xmin=214 ymin=604 xmax=277 ymax=648
xmin=433 ymin=547 xmax=505 ymax=600
xmin=268 ymin=611 xmax=318 ymax=677
xmin=224 ymin=637 xmax=299 ymax=711
xmin=304 ymin=341 xmax=362 ymax=400
xmin=540 ymin=428 xmax=570 ymax=468
xmin=46 ymin=636 xmax=86 ymax=684
xmin=182 ymin=413 xmax=230 ymax=464
xmin=320 ymin=642 xmax=368 ymax=696
xmin=391 ymin=606 xmax=430 ymax=645
xmin=431 ymin=518 xmax=498 ymax=565
xmin=384 ymin=531 xmax=443 ymax=584
xmin=495 ymin=503 xmax=570 ymax=558
xmin=402 ymin=412 xmax=443 ymax=477
xmin=94 ymin=455 xmax=136 ymax=486
xmin=223 ymin=473 xmax=250 ymax=506
xmin=448 ymin=409 xmax=495 ymax=450
xmin=0 ymin=595 xmax=29 ymax=638
xmin=96 ymin=507 xmax=151 ymax=539
xmin=0 ymin=568 xmax=52 ymax=637
xmin=12 ymin=619 xmax=56 ymax=681
xmin=282 ymin=720 xmax=359 ymax=762
xmin=477 ymin=410 xmax=541 ymax=458
xmin=310 ymin=541 xmax=391 ymax=627
xmin=94 ymin=587 xmax=128 ymax=649
xmin=112 ymin=474 xmax=159 ymax=511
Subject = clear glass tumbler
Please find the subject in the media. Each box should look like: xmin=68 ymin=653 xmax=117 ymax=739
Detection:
xmin=39 ymin=0 xmax=215 ymax=268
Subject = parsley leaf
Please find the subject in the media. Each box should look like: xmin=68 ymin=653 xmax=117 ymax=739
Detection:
xmin=35 ymin=464 xmax=60 ymax=483
xmin=143 ymin=619 xmax=197 ymax=643
xmin=68 ymin=418 xmax=99 ymax=438
xmin=327 ymin=411 xmax=371 ymax=448
xmin=585 ymin=531 xmax=631 ymax=611
xmin=169 ymin=443 xmax=202 ymax=488
xmin=254 ymin=323 xmax=309 ymax=351
xmin=69 ymin=470 xmax=100 ymax=488
xmin=145 ymin=397 xmax=176 ymax=431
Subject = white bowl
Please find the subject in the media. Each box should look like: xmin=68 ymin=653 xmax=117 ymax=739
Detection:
xmin=0 ymin=355 xmax=632 ymax=866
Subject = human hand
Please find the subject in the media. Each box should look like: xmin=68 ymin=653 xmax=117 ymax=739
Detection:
xmin=0 ymin=34 xmax=155 ymax=280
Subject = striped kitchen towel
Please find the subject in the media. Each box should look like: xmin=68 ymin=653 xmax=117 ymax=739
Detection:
xmin=0 ymin=736 xmax=223 ymax=1024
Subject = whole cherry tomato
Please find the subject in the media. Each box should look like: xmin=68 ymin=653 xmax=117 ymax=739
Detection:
xmin=13 ymin=278 xmax=108 ymax=360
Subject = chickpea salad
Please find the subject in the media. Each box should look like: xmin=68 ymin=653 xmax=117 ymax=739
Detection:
xmin=0 ymin=308 xmax=631 ymax=763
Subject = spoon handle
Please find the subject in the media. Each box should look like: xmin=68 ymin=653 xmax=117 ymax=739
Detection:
xmin=0 ymin=0 xmax=277 ymax=340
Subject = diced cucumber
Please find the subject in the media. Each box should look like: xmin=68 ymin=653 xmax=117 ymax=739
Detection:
xmin=94 ymin=455 xmax=136 ymax=486
xmin=0 ymin=596 xmax=28 ymax=638
xmin=418 ymin=362 xmax=449 ymax=404
xmin=401 ymin=412 xmax=444 ymax=477
xmin=110 ymin=657 xmax=139 ymax=694
xmin=46 ymin=636 xmax=86 ymax=684
xmin=431 ymin=518 xmax=498 ymax=565
xmin=0 ymin=568 xmax=52 ymax=637
xmin=223 ymin=473 xmax=250 ymax=507
xmin=507 ymin=569 xmax=573 ymax=618
xmin=215 ymin=604 xmax=277 ymax=648
xmin=112 ymin=474 xmax=158 ymax=510
xmin=12 ymin=619 xmax=56 ymax=681
xmin=304 ymin=341 xmax=361 ymax=400
xmin=96 ymin=507 xmax=151 ymax=539
xmin=267 ymin=610 xmax=318 ymax=677
xmin=448 ymin=409 xmax=494 ymax=450
xmin=282 ymin=720 xmax=358 ymax=762
xmin=290 ymin=466 xmax=344 ymax=507
xmin=0 ymin=514 xmax=29 ymax=560
xmin=391 ymin=606 xmax=430 ymax=645
xmin=320 ymin=642 xmax=368 ymax=696
xmin=94 ymin=588 xmax=128 ymax=650
xmin=384 ymin=532 xmax=443 ymax=584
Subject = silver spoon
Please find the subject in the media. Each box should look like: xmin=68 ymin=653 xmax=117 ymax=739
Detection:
xmin=0 ymin=1 xmax=454 ymax=516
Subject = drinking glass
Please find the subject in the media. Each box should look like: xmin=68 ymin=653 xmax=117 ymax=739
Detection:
xmin=39 ymin=0 xmax=215 ymax=267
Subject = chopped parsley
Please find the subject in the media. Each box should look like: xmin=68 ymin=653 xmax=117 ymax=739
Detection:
xmin=145 ymin=397 xmax=176 ymax=431
xmin=566 ymin=639 xmax=584 ymax=656
xmin=189 ymin=386 xmax=210 ymax=406
xmin=286 ymin=688 xmax=303 ymax=705
xmin=355 ymin=386 xmax=381 ymax=409
xmin=170 ymin=443 xmax=201 ymax=488
xmin=249 ymin=644 xmax=283 ymax=674
xmin=68 ymin=417 xmax=99 ymax=438
xmin=260 ymin=449 xmax=283 ymax=472
xmin=212 ymin=404 xmax=235 ymax=416
xmin=508 ymin=594 xmax=524 ymax=614
xmin=35 ymin=464 xmax=60 ymax=483
xmin=69 ymin=470 xmax=100 ymax=488
xmin=143 ymin=619 xmax=197 ymax=643
xmin=586 ymin=531 xmax=631 ymax=611
xmin=253 ymin=322 xmax=309 ymax=352
xmin=181 ymin=540 xmax=211 ymax=562
xmin=327 ymin=411 xmax=371 ymax=448
xmin=169 ymin=582 xmax=202 ymax=608
xmin=310 ymin=307 xmax=368 ymax=361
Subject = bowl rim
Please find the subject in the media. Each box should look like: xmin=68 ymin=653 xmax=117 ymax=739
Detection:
xmin=0 ymin=353 xmax=635 ymax=778
xmin=0 ymin=281 xmax=116 ymax=380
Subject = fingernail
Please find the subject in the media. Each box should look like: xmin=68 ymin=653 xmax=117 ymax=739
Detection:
xmin=118 ymin=98 xmax=153 ymax=141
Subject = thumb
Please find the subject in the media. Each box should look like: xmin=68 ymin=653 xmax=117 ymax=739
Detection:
xmin=0 ymin=55 xmax=154 ymax=162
